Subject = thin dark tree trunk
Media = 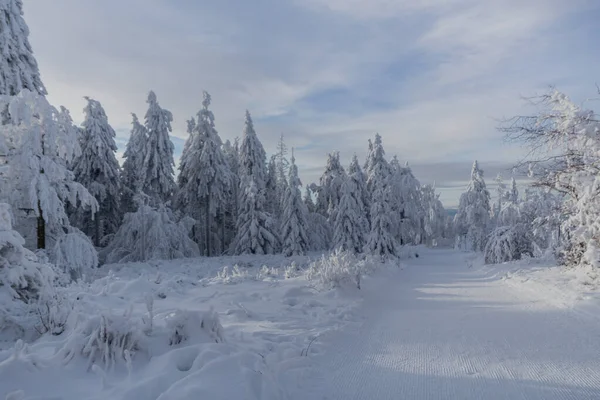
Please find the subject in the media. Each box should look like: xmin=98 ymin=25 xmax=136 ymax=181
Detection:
xmin=37 ymin=200 xmax=45 ymax=249
xmin=94 ymin=213 xmax=101 ymax=247
xmin=220 ymin=210 xmax=225 ymax=255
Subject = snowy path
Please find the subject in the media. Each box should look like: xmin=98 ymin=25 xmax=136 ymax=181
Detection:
xmin=300 ymin=250 xmax=600 ymax=400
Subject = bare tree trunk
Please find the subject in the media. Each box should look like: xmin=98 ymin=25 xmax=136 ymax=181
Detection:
xmin=94 ymin=213 xmax=101 ymax=247
xmin=220 ymin=210 xmax=225 ymax=255
xmin=37 ymin=200 xmax=45 ymax=249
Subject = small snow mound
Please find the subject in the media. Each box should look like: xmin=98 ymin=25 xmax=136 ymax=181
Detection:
xmin=166 ymin=309 xmax=225 ymax=346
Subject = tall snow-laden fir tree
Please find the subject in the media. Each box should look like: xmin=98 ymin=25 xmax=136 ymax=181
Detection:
xmin=0 ymin=90 xmax=97 ymax=249
xmin=280 ymin=151 xmax=309 ymax=256
xmin=121 ymin=113 xmax=147 ymax=212
xmin=508 ymin=177 xmax=519 ymax=204
xmin=265 ymin=155 xmax=279 ymax=217
xmin=454 ymin=160 xmax=491 ymax=251
xmin=175 ymin=116 xmax=199 ymax=212
xmin=195 ymin=92 xmax=231 ymax=256
xmin=223 ymin=138 xmax=240 ymax=250
xmin=70 ymin=97 xmax=122 ymax=246
xmin=315 ymin=152 xmax=346 ymax=219
xmin=304 ymin=187 xmax=316 ymax=214
xmin=232 ymin=111 xmax=279 ymax=254
xmin=276 ymin=133 xmax=289 ymax=211
xmin=390 ymin=159 xmax=424 ymax=245
xmin=0 ymin=0 xmax=46 ymax=97
xmin=332 ymin=155 xmax=369 ymax=253
xmin=365 ymin=134 xmax=396 ymax=258
xmin=492 ymin=174 xmax=507 ymax=220
xmin=421 ymin=184 xmax=447 ymax=246
xmin=348 ymin=153 xmax=370 ymax=219
xmin=142 ymin=91 xmax=175 ymax=205
xmin=238 ymin=110 xmax=267 ymax=189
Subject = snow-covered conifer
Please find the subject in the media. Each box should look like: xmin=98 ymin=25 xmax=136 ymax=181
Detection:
xmin=276 ymin=134 xmax=289 ymax=210
xmin=0 ymin=0 xmax=46 ymax=96
xmin=280 ymin=151 xmax=309 ymax=256
xmin=195 ymin=93 xmax=231 ymax=256
xmin=238 ymin=111 xmax=267 ymax=188
xmin=265 ymin=155 xmax=279 ymax=217
xmin=103 ymin=196 xmax=199 ymax=263
xmin=232 ymin=179 xmax=279 ymax=255
xmin=332 ymin=155 xmax=369 ymax=253
xmin=365 ymin=134 xmax=396 ymax=258
xmin=222 ymin=138 xmax=240 ymax=250
xmin=121 ymin=113 xmax=147 ymax=212
xmin=232 ymin=111 xmax=278 ymax=254
xmin=0 ymin=90 xmax=97 ymax=249
xmin=142 ymin=91 xmax=175 ymax=205
xmin=348 ymin=154 xmax=370 ymax=219
xmin=421 ymin=184 xmax=447 ymax=246
xmin=390 ymin=159 xmax=424 ymax=245
xmin=304 ymin=187 xmax=316 ymax=214
xmin=0 ymin=202 xmax=53 ymax=303
xmin=454 ymin=161 xmax=491 ymax=251
xmin=508 ymin=177 xmax=519 ymax=204
xmin=70 ymin=97 xmax=122 ymax=246
xmin=174 ymin=117 xmax=198 ymax=212
xmin=315 ymin=152 xmax=346 ymax=219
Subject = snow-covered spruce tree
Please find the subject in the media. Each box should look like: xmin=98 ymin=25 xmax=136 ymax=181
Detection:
xmin=175 ymin=116 xmax=202 ymax=216
xmin=280 ymin=151 xmax=310 ymax=256
xmin=70 ymin=97 xmax=122 ymax=246
xmin=421 ymin=184 xmax=447 ymax=247
xmin=492 ymin=173 xmax=508 ymax=222
xmin=454 ymin=161 xmax=491 ymax=252
xmin=501 ymin=89 xmax=600 ymax=267
xmin=121 ymin=113 xmax=147 ymax=213
xmin=103 ymin=195 xmax=199 ymax=264
xmin=0 ymin=202 xmax=53 ymax=304
xmin=222 ymin=138 xmax=240 ymax=251
xmin=0 ymin=90 xmax=97 ymax=249
xmin=348 ymin=153 xmax=370 ymax=220
xmin=365 ymin=134 xmax=397 ymax=258
xmin=304 ymin=187 xmax=316 ymax=214
xmin=508 ymin=177 xmax=519 ymax=205
xmin=519 ymin=188 xmax=562 ymax=255
xmin=232 ymin=179 xmax=279 ymax=255
xmin=195 ymin=92 xmax=231 ymax=256
xmin=0 ymin=0 xmax=46 ymax=97
xmin=142 ymin=91 xmax=175 ymax=205
xmin=265 ymin=155 xmax=279 ymax=217
xmin=315 ymin=152 xmax=346 ymax=220
xmin=232 ymin=111 xmax=279 ymax=254
xmin=238 ymin=110 xmax=268 ymax=188
xmin=332 ymin=155 xmax=369 ymax=253
xmin=275 ymin=133 xmax=289 ymax=211
xmin=390 ymin=158 xmax=424 ymax=245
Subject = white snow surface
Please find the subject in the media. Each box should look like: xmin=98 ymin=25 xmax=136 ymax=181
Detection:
xmin=4 ymin=248 xmax=600 ymax=399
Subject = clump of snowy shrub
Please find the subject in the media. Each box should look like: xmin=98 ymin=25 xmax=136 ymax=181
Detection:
xmin=484 ymin=224 xmax=533 ymax=264
xmin=215 ymin=265 xmax=251 ymax=284
xmin=33 ymin=288 xmax=72 ymax=336
xmin=307 ymin=249 xmax=373 ymax=290
xmin=0 ymin=203 xmax=54 ymax=303
xmin=61 ymin=311 xmax=143 ymax=370
xmin=166 ymin=309 xmax=225 ymax=345
xmin=102 ymin=202 xmax=200 ymax=264
xmin=52 ymin=228 xmax=98 ymax=281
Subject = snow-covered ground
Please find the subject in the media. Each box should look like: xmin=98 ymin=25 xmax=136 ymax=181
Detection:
xmin=4 ymin=248 xmax=600 ymax=399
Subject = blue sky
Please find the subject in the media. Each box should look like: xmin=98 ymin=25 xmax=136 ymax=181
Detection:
xmin=25 ymin=0 xmax=600 ymax=207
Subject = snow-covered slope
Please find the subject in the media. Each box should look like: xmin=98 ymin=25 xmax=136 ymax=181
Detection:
xmin=0 ymin=253 xmax=365 ymax=399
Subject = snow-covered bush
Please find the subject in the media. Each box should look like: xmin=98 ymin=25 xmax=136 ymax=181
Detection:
xmin=53 ymin=228 xmax=98 ymax=281
xmin=33 ymin=288 xmax=72 ymax=336
xmin=484 ymin=224 xmax=533 ymax=264
xmin=0 ymin=203 xmax=54 ymax=303
xmin=307 ymin=249 xmax=371 ymax=289
xmin=165 ymin=309 xmax=225 ymax=346
xmin=215 ymin=265 xmax=252 ymax=284
xmin=61 ymin=312 xmax=143 ymax=370
xmin=103 ymin=202 xmax=200 ymax=264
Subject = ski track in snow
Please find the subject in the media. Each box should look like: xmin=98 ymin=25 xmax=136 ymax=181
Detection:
xmin=296 ymin=249 xmax=600 ymax=400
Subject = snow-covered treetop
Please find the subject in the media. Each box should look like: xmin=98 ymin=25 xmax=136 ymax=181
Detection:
xmin=142 ymin=90 xmax=175 ymax=203
xmin=0 ymin=0 xmax=46 ymax=96
xmin=239 ymin=110 xmax=267 ymax=188
xmin=122 ymin=113 xmax=147 ymax=190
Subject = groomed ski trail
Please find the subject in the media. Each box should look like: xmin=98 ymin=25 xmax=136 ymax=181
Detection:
xmin=298 ymin=249 xmax=600 ymax=400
